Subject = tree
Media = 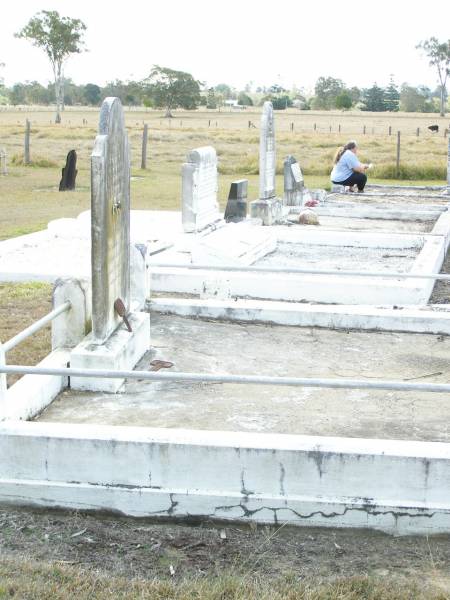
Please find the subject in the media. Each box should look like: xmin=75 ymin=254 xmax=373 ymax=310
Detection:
xmin=206 ymin=87 xmax=217 ymax=109
xmin=237 ymin=92 xmax=253 ymax=106
xmin=313 ymin=77 xmax=344 ymax=109
xmin=416 ymin=37 xmax=450 ymax=116
xmin=15 ymin=11 xmax=86 ymax=123
xmin=384 ymin=77 xmax=399 ymax=111
xmin=361 ymin=83 xmax=386 ymax=111
xmin=335 ymin=91 xmax=352 ymax=110
xmin=84 ymin=83 xmax=101 ymax=105
xmin=399 ymin=84 xmax=437 ymax=112
xmin=214 ymin=83 xmax=233 ymax=99
xmin=143 ymin=65 xmax=202 ymax=117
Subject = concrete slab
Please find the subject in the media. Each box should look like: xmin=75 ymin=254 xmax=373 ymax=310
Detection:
xmin=38 ymin=314 xmax=450 ymax=443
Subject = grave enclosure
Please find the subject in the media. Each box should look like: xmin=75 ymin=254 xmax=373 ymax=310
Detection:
xmin=1 ymin=99 xmax=450 ymax=535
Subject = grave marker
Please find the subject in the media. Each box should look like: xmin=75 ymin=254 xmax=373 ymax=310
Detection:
xmin=250 ymin=102 xmax=282 ymax=225
xmin=91 ymin=97 xmax=131 ymax=344
xmin=283 ymin=155 xmax=304 ymax=206
xmin=224 ymin=179 xmax=248 ymax=222
xmin=182 ymin=146 xmax=221 ymax=233
xmin=59 ymin=150 xmax=77 ymax=191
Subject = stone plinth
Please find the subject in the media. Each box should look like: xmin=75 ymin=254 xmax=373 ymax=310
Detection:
xmin=70 ymin=312 xmax=150 ymax=393
xmin=250 ymin=198 xmax=283 ymax=226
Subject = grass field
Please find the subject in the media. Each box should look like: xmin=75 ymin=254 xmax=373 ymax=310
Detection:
xmin=0 ymin=106 xmax=448 ymax=240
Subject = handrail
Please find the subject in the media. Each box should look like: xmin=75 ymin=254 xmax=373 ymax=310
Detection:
xmin=148 ymin=262 xmax=450 ymax=281
xmin=0 ymin=364 xmax=449 ymax=394
xmin=2 ymin=301 xmax=71 ymax=353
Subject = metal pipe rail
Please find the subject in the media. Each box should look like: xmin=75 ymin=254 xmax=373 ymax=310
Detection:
xmin=1 ymin=364 xmax=449 ymax=394
xmin=2 ymin=301 xmax=71 ymax=353
xmin=148 ymin=262 xmax=450 ymax=281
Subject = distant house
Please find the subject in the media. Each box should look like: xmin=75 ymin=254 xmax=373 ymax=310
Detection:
xmin=224 ymin=100 xmax=246 ymax=110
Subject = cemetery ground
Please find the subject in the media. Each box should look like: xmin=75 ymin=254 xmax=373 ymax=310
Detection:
xmin=1 ymin=107 xmax=450 ymax=598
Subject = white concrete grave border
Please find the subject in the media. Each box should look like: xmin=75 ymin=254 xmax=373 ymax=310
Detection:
xmin=1 ymin=420 xmax=450 ymax=536
xmin=150 ymin=211 xmax=450 ymax=306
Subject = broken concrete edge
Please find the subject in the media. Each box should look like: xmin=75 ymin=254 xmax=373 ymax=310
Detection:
xmin=149 ymin=299 xmax=450 ymax=335
xmin=1 ymin=421 xmax=450 ymax=535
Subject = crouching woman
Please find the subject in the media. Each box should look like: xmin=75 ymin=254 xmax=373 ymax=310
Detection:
xmin=330 ymin=140 xmax=369 ymax=192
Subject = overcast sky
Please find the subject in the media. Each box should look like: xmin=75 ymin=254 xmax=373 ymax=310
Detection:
xmin=1 ymin=0 xmax=449 ymax=93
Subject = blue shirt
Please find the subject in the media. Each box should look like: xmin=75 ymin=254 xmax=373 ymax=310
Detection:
xmin=330 ymin=149 xmax=361 ymax=182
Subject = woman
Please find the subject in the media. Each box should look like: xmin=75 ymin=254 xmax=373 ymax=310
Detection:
xmin=330 ymin=140 xmax=369 ymax=192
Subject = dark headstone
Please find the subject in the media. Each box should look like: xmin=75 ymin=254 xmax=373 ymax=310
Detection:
xmin=59 ymin=150 xmax=78 ymax=191
xmin=224 ymin=179 xmax=248 ymax=223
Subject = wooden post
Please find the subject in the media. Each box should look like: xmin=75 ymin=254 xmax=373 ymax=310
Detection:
xmin=389 ymin=126 xmax=392 ymax=136
xmin=290 ymin=122 xmax=294 ymax=132
xmin=314 ymin=123 xmax=316 ymax=131
xmin=141 ymin=124 xmax=148 ymax=170
xmin=329 ymin=125 xmax=332 ymax=133
xmin=396 ymin=131 xmax=401 ymax=178
xmin=416 ymin=127 xmax=420 ymax=137
xmin=363 ymin=125 xmax=366 ymax=135
xmin=24 ymin=119 xmax=30 ymax=165
xmin=338 ymin=124 xmax=341 ymax=133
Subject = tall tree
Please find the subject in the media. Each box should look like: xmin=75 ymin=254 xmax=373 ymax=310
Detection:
xmin=362 ymin=83 xmax=386 ymax=111
xmin=143 ymin=66 xmax=202 ymax=117
xmin=15 ymin=10 xmax=86 ymax=123
xmin=416 ymin=37 xmax=450 ymax=116
xmin=384 ymin=77 xmax=400 ymax=111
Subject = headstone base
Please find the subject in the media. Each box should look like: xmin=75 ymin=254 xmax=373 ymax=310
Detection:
xmin=331 ymin=184 xmax=345 ymax=193
xmin=70 ymin=312 xmax=150 ymax=393
xmin=250 ymin=198 xmax=283 ymax=226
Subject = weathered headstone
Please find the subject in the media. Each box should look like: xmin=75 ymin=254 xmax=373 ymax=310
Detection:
xmin=70 ymin=97 xmax=150 ymax=392
xmin=0 ymin=149 xmax=7 ymax=175
xmin=90 ymin=97 xmax=130 ymax=344
xmin=182 ymin=146 xmax=221 ymax=232
xmin=59 ymin=150 xmax=77 ymax=191
xmin=250 ymin=102 xmax=282 ymax=225
xmin=224 ymin=179 xmax=248 ymax=222
xmin=283 ymin=155 xmax=304 ymax=206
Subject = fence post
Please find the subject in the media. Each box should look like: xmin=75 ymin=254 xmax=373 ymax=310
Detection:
xmin=416 ymin=127 xmax=420 ymax=137
xmin=141 ymin=124 xmax=148 ymax=170
xmin=313 ymin=123 xmax=316 ymax=131
xmin=363 ymin=125 xmax=366 ymax=135
xmin=389 ymin=126 xmax=392 ymax=136
xmin=290 ymin=122 xmax=294 ymax=132
xmin=24 ymin=119 xmax=30 ymax=165
xmin=338 ymin=124 xmax=341 ymax=133
xmin=396 ymin=131 xmax=401 ymax=178
xmin=0 ymin=342 xmax=6 ymax=405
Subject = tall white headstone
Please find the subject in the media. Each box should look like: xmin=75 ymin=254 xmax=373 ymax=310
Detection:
xmin=71 ymin=97 xmax=150 ymax=393
xmin=182 ymin=146 xmax=221 ymax=233
xmin=259 ymin=101 xmax=276 ymax=200
xmin=250 ymin=102 xmax=282 ymax=225
xmin=91 ymin=97 xmax=130 ymax=344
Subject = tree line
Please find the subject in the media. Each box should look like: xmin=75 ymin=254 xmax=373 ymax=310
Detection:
xmin=0 ymin=11 xmax=448 ymax=120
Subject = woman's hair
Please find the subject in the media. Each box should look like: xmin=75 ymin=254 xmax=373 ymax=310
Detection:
xmin=334 ymin=140 xmax=357 ymax=164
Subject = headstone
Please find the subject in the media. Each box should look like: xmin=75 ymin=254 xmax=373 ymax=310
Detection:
xmin=283 ymin=155 xmax=304 ymax=206
xmin=182 ymin=146 xmax=221 ymax=233
xmin=250 ymin=102 xmax=282 ymax=225
xmin=0 ymin=149 xmax=7 ymax=175
xmin=70 ymin=97 xmax=150 ymax=393
xmin=90 ymin=97 xmax=131 ymax=344
xmin=259 ymin=101 xmax=276 ymax=200
xmin=59 ymin=150 xmax=78 ymax=191
xmin=224 ymin=179 xmax=248 ymax=222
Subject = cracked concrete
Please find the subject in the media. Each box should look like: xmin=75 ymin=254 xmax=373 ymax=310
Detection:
xmin=38 ymin=313 xmax=450 ymax=443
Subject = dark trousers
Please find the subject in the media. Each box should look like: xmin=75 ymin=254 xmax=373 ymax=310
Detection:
xmin=332 ymin=172 xmax=367 ymax=191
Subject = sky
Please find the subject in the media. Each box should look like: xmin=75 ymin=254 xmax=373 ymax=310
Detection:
xmin=0 ymin=0 xmax=449 ymax=93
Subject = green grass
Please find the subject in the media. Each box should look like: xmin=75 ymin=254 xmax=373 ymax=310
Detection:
xmin=0 ymin=558 xmax=448 ymax=600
